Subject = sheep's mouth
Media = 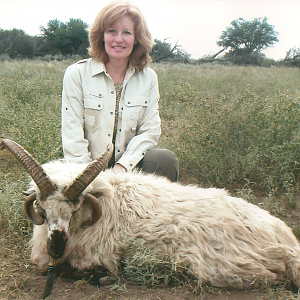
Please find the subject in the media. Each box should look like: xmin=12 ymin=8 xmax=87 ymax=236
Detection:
xmin=47 ymin=230 xmax=67 ymax=259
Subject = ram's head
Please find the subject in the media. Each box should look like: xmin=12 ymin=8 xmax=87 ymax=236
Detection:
xmin=0 ymin=137 xmax=113 ymax=298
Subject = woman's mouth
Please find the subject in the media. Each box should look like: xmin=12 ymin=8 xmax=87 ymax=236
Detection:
xmin=112 ymin=46 xmax=125 ymax=50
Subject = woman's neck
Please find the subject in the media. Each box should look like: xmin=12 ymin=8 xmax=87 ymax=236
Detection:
xmin=105 ymin=60 xmax=128 ymax=84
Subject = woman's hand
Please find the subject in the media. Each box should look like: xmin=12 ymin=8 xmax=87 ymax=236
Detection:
xmin=112 ymin=163 xmax=127 ymax=173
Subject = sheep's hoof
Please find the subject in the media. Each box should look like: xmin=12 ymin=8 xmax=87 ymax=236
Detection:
xmin=98 ymin=276 xmax=116 ymax=286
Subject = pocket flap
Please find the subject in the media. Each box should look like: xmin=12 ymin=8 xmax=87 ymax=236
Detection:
xmin=84 ymin=94 xmax=103 ymax=110
xmin=124 ymin=95 xmax=149 ymax=107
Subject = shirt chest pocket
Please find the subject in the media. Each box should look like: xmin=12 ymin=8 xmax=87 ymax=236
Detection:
xmin=83 ymin=94 xmax=104 ymax=132
xmin=124 ymin=95 xmax=149 ymax=121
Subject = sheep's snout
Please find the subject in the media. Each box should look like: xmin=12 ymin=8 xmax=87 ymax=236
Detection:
xmin=47 ymin=230 xmax=68 ymax=259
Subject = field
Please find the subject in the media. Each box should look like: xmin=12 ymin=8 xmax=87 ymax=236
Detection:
xmin=1 ymin=59 xmax=300 ymax=299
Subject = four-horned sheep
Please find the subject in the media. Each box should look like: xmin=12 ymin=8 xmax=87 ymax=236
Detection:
xmin=1 ymin=137 xmax=300 ymax=298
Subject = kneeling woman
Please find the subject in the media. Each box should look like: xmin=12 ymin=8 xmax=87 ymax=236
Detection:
xmin=61 ymin=1 xmax=178 ymax=182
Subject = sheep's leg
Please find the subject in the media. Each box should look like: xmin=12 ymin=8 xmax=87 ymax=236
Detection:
xmin=98 ymin=276 xmax=116 ymax=286
xmin=56 ymin=263 xmax=116 ymax=286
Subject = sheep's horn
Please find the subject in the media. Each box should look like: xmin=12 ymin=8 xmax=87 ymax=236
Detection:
xmin=0 ymin=137 xmax=56 ymax=198
xmin=63 ymin=144 xmax=113 ymax=202
xmin=24 ymin=193 xmax=45 ymax=225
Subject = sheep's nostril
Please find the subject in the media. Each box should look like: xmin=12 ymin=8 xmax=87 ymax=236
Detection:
xmin=47 ymin=230 xmax=67 ymax=259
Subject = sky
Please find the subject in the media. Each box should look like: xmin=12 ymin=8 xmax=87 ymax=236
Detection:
xmin=0 ymin=0 xmax=299 ymax=60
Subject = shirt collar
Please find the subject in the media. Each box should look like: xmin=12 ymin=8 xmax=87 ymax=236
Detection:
xmin=90 ymin=58 xmax=138 ymax=77
xmin=91 ymin=59 xmax=106 ymax=77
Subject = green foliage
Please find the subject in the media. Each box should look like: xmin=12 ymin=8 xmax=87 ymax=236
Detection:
xmin=0 ymin=173 xmax=32 ymax=237
xmin=0 ymin=28 xmax=35 ymax=58
xmin=224 ymin=49 xmax=268 ymax=66
xmin=217 ymin=17 xmax=279 ymax=65
xmin=0 ymin=59 xmax=68 ymax=162
xmin=122 ymin=238 xmax=196 ymax=287
xmin=40 ymin=18 xmax=89 ymax=56
xmin=156 ymin=63 xmax=300 ymax=194
xmin=218 ymin=17 xmax=279 ymax=53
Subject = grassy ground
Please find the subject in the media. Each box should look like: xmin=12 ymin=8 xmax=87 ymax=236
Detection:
xmin=1 ymin=59 xmax=300 ymax=299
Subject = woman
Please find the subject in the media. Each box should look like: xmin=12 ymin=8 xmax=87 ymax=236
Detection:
xmin=61 ymin=1 xmax=178 ymax=182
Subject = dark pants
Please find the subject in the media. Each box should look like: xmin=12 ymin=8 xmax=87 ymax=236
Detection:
xmin=137 ymin=149 xmax=179 ymax=182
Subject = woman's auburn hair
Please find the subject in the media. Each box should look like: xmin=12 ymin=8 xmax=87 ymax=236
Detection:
xmin=88 ymin=1 xmax=154 ymax=71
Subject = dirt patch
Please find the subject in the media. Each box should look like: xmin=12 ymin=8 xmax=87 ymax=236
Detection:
xmin=0 ymin=236 xmax=287 ymax=300
xmin=0 ymin=247 xmax=265 ymax=300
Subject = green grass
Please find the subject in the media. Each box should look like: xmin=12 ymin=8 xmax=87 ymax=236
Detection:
xmin=1 ymin=60 xmax=300 ymax=233
xmin=1 ymin=60 xmax=300 ymax=298
xmin=156 ymin=63 xmax=300 ymax=192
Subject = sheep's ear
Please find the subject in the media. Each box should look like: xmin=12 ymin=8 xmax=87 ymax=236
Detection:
xmin=83 ymin=193 xmax=102 ymax=226
xmin=24 ymin=193 xmax=45 ymax=225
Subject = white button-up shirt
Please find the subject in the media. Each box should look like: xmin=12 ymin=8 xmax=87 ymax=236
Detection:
xmin=61 ymin=58 xmax=161 ymax=170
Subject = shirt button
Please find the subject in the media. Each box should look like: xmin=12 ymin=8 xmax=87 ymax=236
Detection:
xmin=111 ymin=91 xmax=114 ymax=94
xmin=117 ymin=150 xmax=120 ymax=152
xmin=131 ymin=127 xmax=136 ymax=133
xmin=108 ymin=134 xmax=111 ymax=137
xmin=110 ymin=111 xmax=113 ymax=115
xmin=99 ymin=94 xmax=102 ymax=98
xmin=127 ymin=101 xmax=131 ymax=104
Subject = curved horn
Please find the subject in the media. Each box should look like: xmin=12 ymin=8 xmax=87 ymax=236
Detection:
xmin=63 ymin=144 xmax=113 ymax=202
xmin=0 ymin=137 xmax=56 ymax=198
xmin=24 ymin=193 xmax=45 ymax=225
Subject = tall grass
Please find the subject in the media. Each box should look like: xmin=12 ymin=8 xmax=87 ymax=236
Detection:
xmin=0 ymin=59 xmax=68 ymax=162
xmin=156 ymin=63 xmax=300 ymax=193
xmin=0 ymin=59 xmax=71 ymax=238
xmin=0 ymin=59 xmax=300 ymax=236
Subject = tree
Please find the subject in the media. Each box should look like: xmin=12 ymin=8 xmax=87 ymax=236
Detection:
xmin=150 ymin=38 xmax=190 ymax=63
xmin=217 ymin=17 xmax=278 ymax=64
xmin=282 ymin=47 xmax=300 ymax=67
xmin=40 ymin=18 xmax=89 ymax=56
xmin=0 ymin=28 xmax=35 ymax=58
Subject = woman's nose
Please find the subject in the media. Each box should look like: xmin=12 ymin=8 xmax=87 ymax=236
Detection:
xmin=115 ymin=33 xmax=123 ymax=42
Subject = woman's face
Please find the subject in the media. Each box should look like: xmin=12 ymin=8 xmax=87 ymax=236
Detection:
xmin=104 ymin=15 xmax=136 ymax=63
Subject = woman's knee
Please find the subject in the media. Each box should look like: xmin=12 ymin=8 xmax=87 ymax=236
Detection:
xmin=137 ymin=149 xmax=179 ymax=182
